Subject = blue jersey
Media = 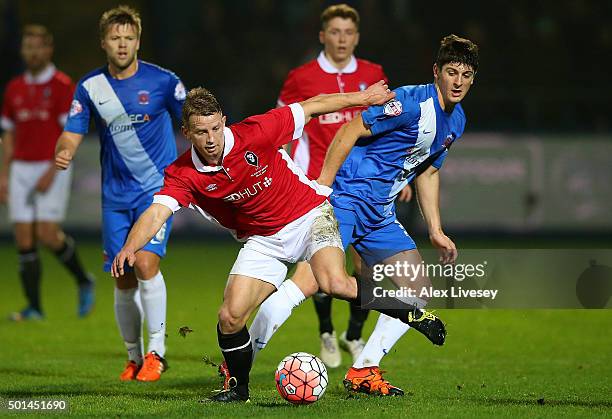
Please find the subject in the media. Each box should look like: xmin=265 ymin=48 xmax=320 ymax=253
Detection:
xmin=331 ymin=83 xmax=466 ymax=227
xmin=64 ymin=60 xmax=185 ymax=209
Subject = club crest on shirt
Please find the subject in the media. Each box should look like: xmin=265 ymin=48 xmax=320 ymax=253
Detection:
xmin=358 ymin=82 xmax=368 ymax=91
xmin=206 ymin=183 xmax=218 ymax=191
xmin=383 ymin=100 xmax=402 ymax=117
xmin=244 ymin=151 xmax=259 ymax=167
xmin=138 ymin=90 xmax=150 ymax=105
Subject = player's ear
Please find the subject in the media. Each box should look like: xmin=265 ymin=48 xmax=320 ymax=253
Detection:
xmin=432 ymin=63 xmax=439 ymax=80
xmin=181 ymin=125 xmax=189 ymax=138
xmin=318 ymin=30 xmax=325 ymax=45
xmin=354 ymin=31 xmax=360 ymax=47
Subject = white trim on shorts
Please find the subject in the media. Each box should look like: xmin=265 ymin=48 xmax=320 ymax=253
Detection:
xmin=229 ymin=201 xmax=343 ymax=288
xmin=8 ymin=160 xmax=72 ymax=223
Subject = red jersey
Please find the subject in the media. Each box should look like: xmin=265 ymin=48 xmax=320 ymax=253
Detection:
xmin=0 ymin=64 xmax=75 ymax=161
xmin=277 ymin=52 xmax=387 ymax=179
xmin=154 ymin=104 xmax=330 ymax=240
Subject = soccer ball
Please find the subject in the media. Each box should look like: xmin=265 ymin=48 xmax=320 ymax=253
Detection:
xmin=275 ymin=352 xmax=328 ymax=404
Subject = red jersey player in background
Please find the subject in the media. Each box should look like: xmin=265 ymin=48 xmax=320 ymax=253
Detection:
xmin=0 ymin=25 xmax=95 ymax=321
xmin=251 ymin=4 xmax=413 ymax=368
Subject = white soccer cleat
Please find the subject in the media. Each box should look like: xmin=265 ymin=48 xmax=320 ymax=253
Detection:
xmin=320 ymin=331 xmax=341 ymax=368
xmin=339 ymin=331 xmax=366 ymax=363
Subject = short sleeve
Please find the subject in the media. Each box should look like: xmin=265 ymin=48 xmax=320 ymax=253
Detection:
xmin=63 ymin=82 xmax=92 ymax=134
xmin=154 ymin=168 xmax=194 ymax=212
xmin=361 ymin=90 xmax=420 ymax=137
xmin=277 ymin=69 xmax=304 ymax=107
xmin=165 ymin=73 xmax=186 ymax=122
xmin=56 ymin=80 xmax=75 ymax=127
xmin=236 ymin=105 xmax=305 ymax=149
xmin=431 ymin=150 xmax=448 ymax=170
xmin=1 ymin=83 xmax=15 ymax=131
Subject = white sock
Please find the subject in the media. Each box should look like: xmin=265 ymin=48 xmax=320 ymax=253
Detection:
xmin=249 ymin=279 xmax=305 ymax=359
xmin=114 ymin=287 xmax=144 ymax=363
xmin=352 ymin=314 xmax=410 ymax=368
xmin=138 ymin=271 xmax=167 ymax=357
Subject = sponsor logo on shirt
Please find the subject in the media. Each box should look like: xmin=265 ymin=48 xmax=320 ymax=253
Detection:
xmin=69 ymin=99 xmax=83 ymax=117
xmin=107 ymin=113 xmax=151 ymax=133
xmin=222 ymin=177 xmax=273 ymax=202
xmin=138 ymin=90 xmax=150 ymax=105
xmin=16 ymin=109 xmax=50 ymax=122
xmin=383 ymin=99 xmax=402 ymax=116
xmin=318 ymin=109 xmax=361 ymax=125
xmin=206 ymin=183 xmax=218 ymax=191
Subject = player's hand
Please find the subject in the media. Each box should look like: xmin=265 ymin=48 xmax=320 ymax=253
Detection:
xmin=55 ymin=149 xmax=73 ymax=170
xmin=35 ymin=165 xmax=56 ymax=193
xmin=429 ymin=230 xmax=458 ymax=264
xmin=0 ymin=172 xmax=8 ymax=204
xmin=397 ymin=184 xmax=413 ymax=203
xmin=363 ymin=80 xmax=395 ymax=106
xmin=111 ymin=248 xmax=137 ymax=278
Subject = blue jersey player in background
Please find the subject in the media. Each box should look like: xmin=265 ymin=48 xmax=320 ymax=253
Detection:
xmin=249 ymin=34 xmax=478 ymax=396
xmin=55 ymin=6 xmax=185 ymax=383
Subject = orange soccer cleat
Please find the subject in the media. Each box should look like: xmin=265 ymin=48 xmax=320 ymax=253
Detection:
xmin=135 ymin=351 xmax=168 ymax=382
xmin=343 ymin=366 xmax=404 ymax=396
xmin=119 ymin=360 xmax=141 ymax=381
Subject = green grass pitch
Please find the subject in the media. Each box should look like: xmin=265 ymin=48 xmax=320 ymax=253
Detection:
xmin=0 ymin=240 xmax=610 ymax=417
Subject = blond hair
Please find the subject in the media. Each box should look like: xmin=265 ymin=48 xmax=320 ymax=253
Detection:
xmin=99 ymin=5 xmax=142 ymax=39
xmin=321 ymin=4 xmax=360 ymax=30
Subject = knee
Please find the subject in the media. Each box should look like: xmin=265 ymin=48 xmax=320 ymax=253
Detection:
xmin=134 ymin=253 xmax=159 ymax=279
xmin=218 ymin=305 xmax=247 ymax=334
xmin=292 ymin=273 xmax=319 ymax=298
xmin=35 ymin=224 xmax=60 ymax=248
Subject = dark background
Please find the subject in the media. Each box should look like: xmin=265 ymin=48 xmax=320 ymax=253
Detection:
xmin=2 ymin=0 xmax=611 ymax=133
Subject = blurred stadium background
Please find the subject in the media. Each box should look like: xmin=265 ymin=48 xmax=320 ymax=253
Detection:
xmin=1 ymin=0 xmax=611 ymax=238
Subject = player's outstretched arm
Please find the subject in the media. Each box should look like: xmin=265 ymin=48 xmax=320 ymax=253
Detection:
xmin=55 ymin=131 xmax=84 ymax=170
xmin=317 ymin=115 xmax=371 ymax=186
xmin=415 ymin=165 xmax=457 ymax=264
xmin=111 ymin=203 xmax=173 ymax=278
xmin=299 ymin=80 xmax=394 ymax=124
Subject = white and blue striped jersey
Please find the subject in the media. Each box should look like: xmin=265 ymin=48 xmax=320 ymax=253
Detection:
xmin=64 ymin=60 xmax=185 ymax=209
xmin=331 ymin=83 xmax=466 ymax=227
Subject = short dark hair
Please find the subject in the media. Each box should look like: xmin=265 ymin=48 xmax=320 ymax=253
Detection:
xmin=99 ymin=5 xmax=142 ymax=39
xmin=321 ymin=4 xmax=360 ymax=30
xmin=436 ymin=34 xmax=479 ymax=72
xmin=23 ymin=24 xmax=53 ymax=46
xmin=182 ymin=87 xmax=222 ymax=127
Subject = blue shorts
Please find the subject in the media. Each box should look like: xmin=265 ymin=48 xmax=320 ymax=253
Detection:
xmin=102 ymin=202 xmax=173 ymax=272
xmin=334 ymin=206 xmax=416 ymax=267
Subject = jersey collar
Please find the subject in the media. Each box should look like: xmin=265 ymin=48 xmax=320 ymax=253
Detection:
xmin=317 ymin=51 xmax=357 ymax=74
xmin=24 ymin=64 xmax=56 ymax=85
xmin=191 ymin=126 xmax=235 ymax=172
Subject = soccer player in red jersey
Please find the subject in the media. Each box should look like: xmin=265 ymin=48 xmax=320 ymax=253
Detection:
xmin=110 ymin=83 xmax=445 ymax=402
xmin=0 ymin=25 xmax=95 ymax=321
xmin=252 ymin=3 xmax=413 ymax=368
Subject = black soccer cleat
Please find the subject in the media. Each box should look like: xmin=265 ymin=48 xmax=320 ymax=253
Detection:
xmin=208 ymin=388 xmax=250 ymax=403
xmin=205 ymin=376 xmax=250 ymax=403
xmin=406 ymin=309 xmax=446 ymax=345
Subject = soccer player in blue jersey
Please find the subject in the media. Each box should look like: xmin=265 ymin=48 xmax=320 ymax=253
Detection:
xmin=54 ymin=6 xmax=185 ymax=382
xmin=248 ymin=34 xmax=478 ymax=395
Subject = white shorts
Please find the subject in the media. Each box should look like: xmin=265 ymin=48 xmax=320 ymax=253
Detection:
xmin=230 ymin=201 xmax=344 ymax=288
xmin=8 ymin=160 xmax=72 ymax=223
